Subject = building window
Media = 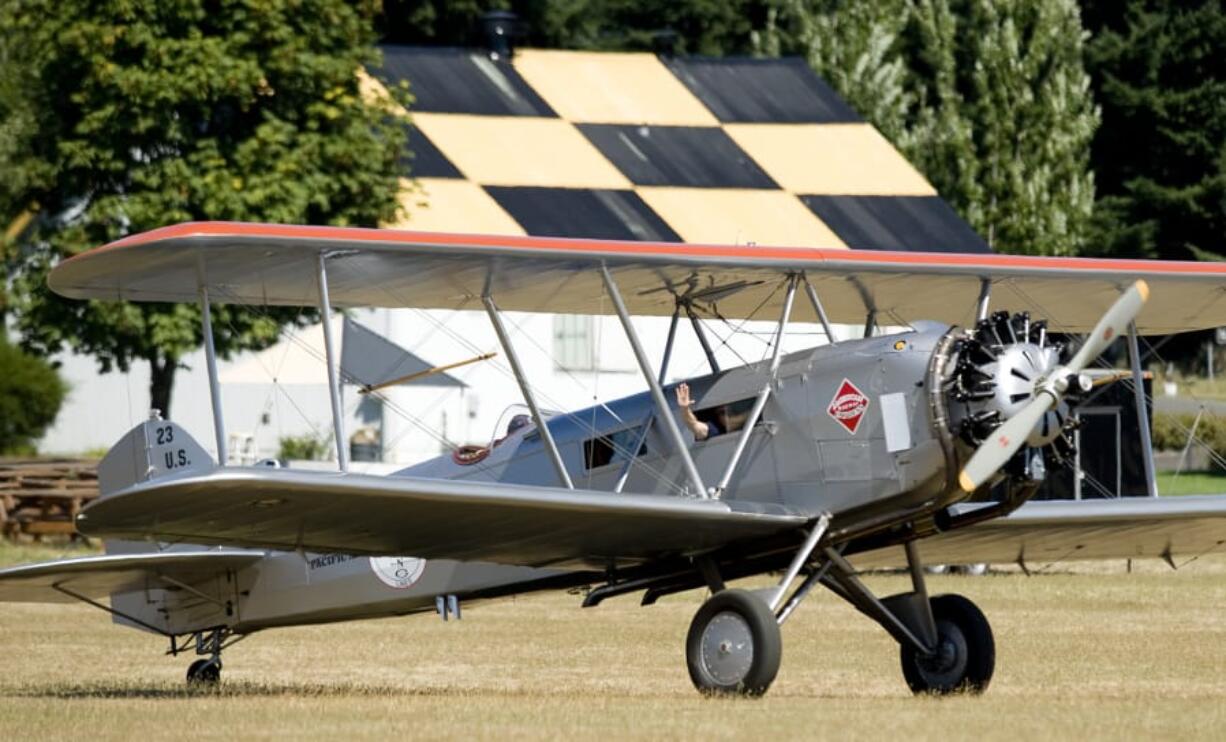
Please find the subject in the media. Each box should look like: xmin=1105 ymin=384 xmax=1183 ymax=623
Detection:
xmin=553 ymin=315 xmax=596 ymax=371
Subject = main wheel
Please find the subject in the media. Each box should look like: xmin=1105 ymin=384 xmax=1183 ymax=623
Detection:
xmin=686 ymin=589 xmax=782 ymax=697
xmin=186 ymin=658 xmax=221 ymax=685
xmin=900 ymin=593 xmax=994 ymax=695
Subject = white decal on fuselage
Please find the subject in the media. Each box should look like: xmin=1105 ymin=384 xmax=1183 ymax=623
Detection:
xmin=369 ymin=557 xmax=427 ymax=589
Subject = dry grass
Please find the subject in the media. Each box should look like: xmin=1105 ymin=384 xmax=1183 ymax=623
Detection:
xmin=3 ymin=551 xmax=1226 ymax=740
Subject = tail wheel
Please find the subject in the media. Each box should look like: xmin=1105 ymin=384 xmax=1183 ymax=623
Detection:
xmin=686 ymin=589 xmax=782 ymax=697
xmin=900 ymin=594 xmax=994 ymax=695
xmin=186 ymin=658 xmax=221 ymax=685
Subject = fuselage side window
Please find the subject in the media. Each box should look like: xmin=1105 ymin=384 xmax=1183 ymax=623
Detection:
xmin=694 ymin=396 xmax=761 ymax=438
xmin=583 ymin=425 xmax=649 ymax=470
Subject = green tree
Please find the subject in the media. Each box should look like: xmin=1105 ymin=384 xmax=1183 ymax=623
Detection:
xmin=0 ymin=336 xmax=66 ymax=455
xmin=379 ymin=0 xmax=770 ymax=56
xmin=530 ymin=0 xmax=768 ymax=54
xmin=955 ymin=0 xmax=1098 ymax=255
xmin=766 ymin=0 xmax=1099 ymax=256
xmin=767 ymin=0 xmax=915 ymax=143
xmin=3 ymin=0 xmax=408 ymax=418
xmin=1082 ymin=0 xmax=1226 ymax=261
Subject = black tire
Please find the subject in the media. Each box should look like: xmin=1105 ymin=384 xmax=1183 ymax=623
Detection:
xmin=900 ymin=593 xmax=994 ymax=695
xmin=686 ymin=589 xmax=782 ymax=697
xmin=186 ymin=658 xmax=221 ymax=685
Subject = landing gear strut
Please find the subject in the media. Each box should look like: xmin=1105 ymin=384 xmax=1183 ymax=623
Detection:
xmin=680 ymin=525 xmax=995 ymax=698
xmin=684 ymin=514 xmax=830 ymax=697
xmin=817 ymin=540 xmax=995 ymax=695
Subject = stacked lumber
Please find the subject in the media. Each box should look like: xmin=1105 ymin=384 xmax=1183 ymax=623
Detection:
xmin=0 ymin=460 xmax=99 ymax=541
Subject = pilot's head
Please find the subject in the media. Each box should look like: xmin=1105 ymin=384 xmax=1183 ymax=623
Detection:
xmin=507 ymin=414 xmax=531 ymax=435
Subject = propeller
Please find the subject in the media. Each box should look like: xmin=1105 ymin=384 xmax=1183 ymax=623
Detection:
xmin=957 ymin=280 xmax=1150 ymax=492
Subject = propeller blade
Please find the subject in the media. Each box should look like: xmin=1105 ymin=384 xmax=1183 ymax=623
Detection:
xmin=957 ymin=280 xmax=1150 ymax=493
xmin=958 ymin=392 xmax=1056 ymax=492
xmin=1067 ymin=281 xmax=1149 ymax=372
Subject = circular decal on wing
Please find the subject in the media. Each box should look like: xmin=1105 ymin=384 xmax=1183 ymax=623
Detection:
xmin=369 ymin=557 xmax=427 ymax=589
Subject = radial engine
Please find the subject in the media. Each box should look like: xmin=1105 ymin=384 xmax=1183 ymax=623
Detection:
xmin=942 ymin=311 xmax=1086 ymax=484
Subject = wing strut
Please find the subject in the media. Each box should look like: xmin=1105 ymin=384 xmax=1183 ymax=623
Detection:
xmin=801 ymin=272 xmax=838 ymax=345
xmin=613 ymin=304 xmax=680 ymax=494
xmin=975 ymin=278 xmax=992 ymax=321
xmin=602 ymin=264 xmax=708 ymax=498
xmin=684 ymin=302 xmax=720 ymax=374
xmin=317 ymin=253 xmax=348 ymax=472
xmin=482 ymin=295 xmax=574 ymax=489
xmin=713 ymin=274 xmax=799 ymax=497
xmin=198 ymin=284 xmax=228 ymax=465
xmin=1127 ymin=322 xmax=1159 ymax=497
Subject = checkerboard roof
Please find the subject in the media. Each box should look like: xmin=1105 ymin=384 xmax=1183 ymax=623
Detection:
xmin=374 ymin=46 xmax=989 ymax=254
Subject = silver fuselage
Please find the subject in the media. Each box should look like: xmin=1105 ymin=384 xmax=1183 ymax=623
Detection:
xmin=110 ymin=326 xmax=964 ymax=637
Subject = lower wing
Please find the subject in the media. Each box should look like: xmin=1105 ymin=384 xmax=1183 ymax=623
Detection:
xmin=75 ymin=469 xmax=808 ymax=568
xmin=855 ymin=495 xmax=1226 ymax=569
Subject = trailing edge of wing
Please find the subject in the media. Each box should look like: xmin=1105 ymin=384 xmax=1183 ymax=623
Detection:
xmin=76 ymin=469 xmax=808 ymax=568
xmin=853 ymin=496 xmax=1226 ymax=569
xmin=0 ymin=550 xmax=264 ymax=603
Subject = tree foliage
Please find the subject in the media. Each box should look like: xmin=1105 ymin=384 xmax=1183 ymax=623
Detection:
xmin=379 ymin=0 xmax=771 ymax=55
xmin=2 ymin=0 xmax=408 ymax=418
xmin=766 ymin=0 xmax=1099 ymax=256
xmin=1082 ymin=0 xmax=1226 ymax=261
xmin=0 ymin=336 xmax=66 ymax=455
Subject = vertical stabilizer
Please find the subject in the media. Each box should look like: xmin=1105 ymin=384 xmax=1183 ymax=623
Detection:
xmin=97 ymin=413 xmax=214 ymax=498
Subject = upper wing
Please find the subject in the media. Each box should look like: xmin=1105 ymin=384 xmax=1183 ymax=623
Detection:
xmin=75 ymin=469 xmax=807 ymax=568
xmin=0 ymin=550 xmax=264 ymax=602
xmin=49 ymin=221 xmax=1226 ymax=333
xmin=853 ymin=496 xmax=1226 ymax=569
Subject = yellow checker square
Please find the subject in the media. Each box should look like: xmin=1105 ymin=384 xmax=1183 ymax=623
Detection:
xmin=637 ymin=187 xmax=848 ymax=249
xmin=513 ymin=50 xmax=718 ymax=126
xmin=390 ymin=178 xmax=526 ymax=236
xmin=725 ymin=123 xmax=937 ymax=196
xmin=413 ymin=113 xmax=630 ymax=189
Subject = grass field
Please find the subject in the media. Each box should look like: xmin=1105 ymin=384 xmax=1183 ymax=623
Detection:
xmin=3 ymin=543 xmax=1226 ymax=740
xmin=1156 ymin=470 xmax=1226 ymax=495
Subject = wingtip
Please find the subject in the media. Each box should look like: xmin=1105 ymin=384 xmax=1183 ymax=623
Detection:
xmin=958 ymin=470 xmax=976 ymax=493
xmin=1136 ymin=279 xmax=1150 ymax=302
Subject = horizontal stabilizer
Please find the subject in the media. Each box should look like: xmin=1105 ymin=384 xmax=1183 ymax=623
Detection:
xmin=0 ymin=550 xmax=263 ymax=603
xmin=75 ymin=469 xmax=807 ymax=568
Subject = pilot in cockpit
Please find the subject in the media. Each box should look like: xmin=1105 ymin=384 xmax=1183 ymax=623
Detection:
xmin=677 ymin=382 xmax=740 ymax=441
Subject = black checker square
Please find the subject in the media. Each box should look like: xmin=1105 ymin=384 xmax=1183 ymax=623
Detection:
xmin=400 ymin=122 xmax=462 ymax=179
xmin=665 ymin=57 xmax=861 ymax=124
xmin=579 ymin=124 xmax=777 ymax=189
xmin=486 ymin=187 xmax=681 ymax=242
xmin=377 ymin=46 xmax=556 ymax=117
xmin=800 ymin=195 xmax=990 ymax=253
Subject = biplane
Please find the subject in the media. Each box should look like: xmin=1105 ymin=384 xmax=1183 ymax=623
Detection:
xmin=6 ymin=221 xmax=1226 ymax=696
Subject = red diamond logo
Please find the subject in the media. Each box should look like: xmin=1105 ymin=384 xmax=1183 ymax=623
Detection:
xmin=827 ymin=378 xmax=870 ymax=435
